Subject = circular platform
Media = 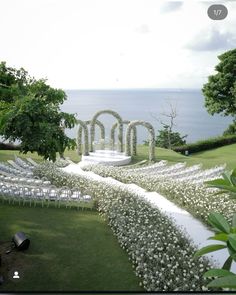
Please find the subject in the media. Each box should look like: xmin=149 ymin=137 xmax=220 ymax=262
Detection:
xmin=81 ymin=150 xmax=131 ymax=166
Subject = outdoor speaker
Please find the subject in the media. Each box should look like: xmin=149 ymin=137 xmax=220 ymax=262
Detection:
xmin=12 ymin=232 xmax=30 ymax=250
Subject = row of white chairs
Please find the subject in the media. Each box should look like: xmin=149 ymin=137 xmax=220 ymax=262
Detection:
xmin=126 ymin=160 xmax=168 ymax=172
xmin=0 ymin=174 xmax=51 ymax=187
xmin=0 ymin=162 xmax=33 ymax=178
xmin=178 ymin=165 xmax=226 ymax=183
xmin=14 ymin=156 xmax=34 ymax=171
xmin=0 ymin=182 xmax=92 ymax=209
xmin=153 ymin=164 xmax=203 ymax=179
xmin=136 ymin=162 xmax=187 ymax=175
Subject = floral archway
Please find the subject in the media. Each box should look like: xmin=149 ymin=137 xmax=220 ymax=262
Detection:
xmin=125 ymin=120 xmax=155 ymax=161
xmin=110 ymin=120 xmax=137 ymax=155
xmin=76 ymin=119 xmax=89 ymax=156
xmin=90 ymin=110 xmax=123 ymax=152
xmin=78 ymin=120 xmax=105 ymax=153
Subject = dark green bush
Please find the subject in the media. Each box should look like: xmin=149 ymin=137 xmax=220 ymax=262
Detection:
xmin=173 ymin=135 xmax=236 ymax=154
xmin=223 ymin=119 xmax=236 ymax=136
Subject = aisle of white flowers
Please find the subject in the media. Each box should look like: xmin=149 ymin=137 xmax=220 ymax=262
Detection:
xmin=33 ymin=162 xmax=213 ymax=291
xmin=63 ymin=163 xmax=236 ymax=271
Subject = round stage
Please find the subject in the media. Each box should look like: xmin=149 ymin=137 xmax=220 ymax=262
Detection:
xmin=81 ymin=150 xmax=131 ymax=166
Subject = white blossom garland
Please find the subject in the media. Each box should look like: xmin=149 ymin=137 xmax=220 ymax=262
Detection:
xmin=125 ymin=121 xmax=155 ymax=162
xmin=78 ymin=120 xmax=105 ymax=152
xmin=76 ymin=119 xmax=89 ymax=156
xmin=110 ymin=120 xmax=137 ymax=154
xmin=90 ymin=110 xmax=124 ymax=152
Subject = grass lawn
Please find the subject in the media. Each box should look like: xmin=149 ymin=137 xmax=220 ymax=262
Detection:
xmin=132 ymin=144 xmax=236 ymax=170
xmin=0 ymin=203 xmax=142 ymax=292
xmin=1 ymin=143 xmax=236 ymax=170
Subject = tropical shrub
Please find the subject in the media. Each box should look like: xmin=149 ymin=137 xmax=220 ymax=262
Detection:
xmin=194 ymin=169 xmax=236 ymax=289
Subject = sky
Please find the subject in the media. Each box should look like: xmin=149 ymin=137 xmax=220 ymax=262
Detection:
xmin=0 ymin=0 xmax=235 ymax=89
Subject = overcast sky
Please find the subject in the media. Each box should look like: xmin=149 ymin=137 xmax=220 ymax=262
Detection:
xmin=0 ymin=0 xmax=235 ymax=89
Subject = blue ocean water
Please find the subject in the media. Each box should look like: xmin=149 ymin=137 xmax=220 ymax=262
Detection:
xmin=62 ymin=89 xmax=233 ymax=144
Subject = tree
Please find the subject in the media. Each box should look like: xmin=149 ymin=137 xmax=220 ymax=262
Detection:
xmin=223 ymin=119 xmax=236 ymax=136
xmin=147 ymin=103 xmax=187 ymax=149
xmin=155 ymin=126 xmax=187 ymax=149
xmin=203 ymin=49 xmax=236 ymax=117
xmin=0 ymin=62 xmax=77 ymax=161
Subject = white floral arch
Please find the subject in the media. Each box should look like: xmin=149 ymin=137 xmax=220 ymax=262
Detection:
xmin=78 ymin=120 xmax=105 ymax=153
xmin=76 ymin=119 xmax=89 ymax=156
xmin=110 ymin=120 xmax=137 ymax=155
xmin=125 ymin=120 xmax=155 ymax=161
xmin=90 ymin=110 xmax=123 ymax=152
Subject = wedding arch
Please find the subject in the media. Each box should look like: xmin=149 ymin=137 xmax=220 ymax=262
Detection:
xmin=125 ymin=120 xmax=155 ymax=161
xmin=110 ymin=120 xmax=137 ymax=155
xmin=76 ymin=119 xmax=89 ymax=156
xmin=77 ymin=120 xmax=105 ymax=154
xmin=90 ymin=110 xmax=123 ymax=152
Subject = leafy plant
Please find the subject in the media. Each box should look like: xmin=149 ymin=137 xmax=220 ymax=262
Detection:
xmin=194 ymin=170 xmax=236 ymax=289
xmin=206 ymin=169 xmax=236 ymax=199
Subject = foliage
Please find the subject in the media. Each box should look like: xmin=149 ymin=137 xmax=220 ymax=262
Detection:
xmin=173 ymin=135 xmax=236 ymax=154
xmin=194 ymin=212 xmax=236 ymax=289
xmin=145 ymin=125 xmax=187 ymax=149
xmin=206 ymin=169 xmax=236 ymax=198
xmin=33 ymin=162 xmax=212 ymax=291
xmin=223 ymin=119 xmax=236 ymax=136
xmin=194 ymin=170 xmax=236 ymax=290
xmin=0 ymin=62 xmax=77 ymax=161
xmin=0 ymin=61 xmax=32 ymax=104
xmin=202 ymin=49 xmax=236 ymax=117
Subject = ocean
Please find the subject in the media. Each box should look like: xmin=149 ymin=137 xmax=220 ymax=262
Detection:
xmin=62 ymin=89 xmax=233 ymax=145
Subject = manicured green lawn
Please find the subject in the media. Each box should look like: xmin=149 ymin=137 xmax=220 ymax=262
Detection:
xmin=132 ymin=144 xmax=236 ymax=170
xmin=0 ymin=203 xmax=141 ymax=292
xmin=1 ymin=143 xmax=236 ymax=170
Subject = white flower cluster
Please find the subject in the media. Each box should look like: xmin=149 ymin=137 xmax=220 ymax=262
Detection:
xmin=82 ymin=162 xmax=234 ymax=224
xmin=34 ymin=162 xmax=212 ymax=291
xmin=54 ymin=158 xmax=71 ymax=168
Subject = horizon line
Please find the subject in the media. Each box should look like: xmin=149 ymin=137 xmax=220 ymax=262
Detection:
xmin=64 ymin=87 xmax=202 ymax=91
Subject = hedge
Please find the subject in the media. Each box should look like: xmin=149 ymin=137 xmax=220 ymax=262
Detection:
xmin=173 ymin=135 xmax=236 ymax=154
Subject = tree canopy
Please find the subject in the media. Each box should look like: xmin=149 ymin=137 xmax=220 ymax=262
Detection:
xmin=202 ymin=49 xmax=236 ymax=117
xmin=0 ymin=62 xmax=77 ymax=161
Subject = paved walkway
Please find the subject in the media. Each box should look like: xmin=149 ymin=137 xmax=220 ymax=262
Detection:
xmin=62 ymin=163 xmax=235 ymax=271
